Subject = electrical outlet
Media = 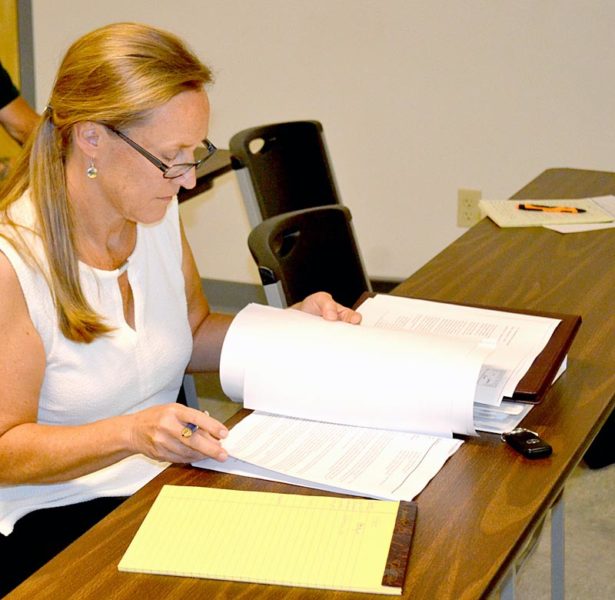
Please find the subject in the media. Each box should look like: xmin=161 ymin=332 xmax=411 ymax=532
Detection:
xmin=457 ymin=188 xmax=483 ymax=227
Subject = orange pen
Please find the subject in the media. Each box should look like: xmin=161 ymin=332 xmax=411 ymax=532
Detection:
xmin=517 ymin=203 xmax=587 ymax=214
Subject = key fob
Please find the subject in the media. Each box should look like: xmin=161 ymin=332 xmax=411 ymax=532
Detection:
xmin=501 ymin=428 xmax=552 ymax=459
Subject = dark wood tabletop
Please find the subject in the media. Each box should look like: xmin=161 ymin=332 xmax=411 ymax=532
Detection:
xmin=9 ymin=168 xmax=615 ymax=600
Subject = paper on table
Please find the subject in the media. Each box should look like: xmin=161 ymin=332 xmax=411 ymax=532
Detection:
xmin=473 ymin=355 xmax=567 ymax=433
xmin=473 ymin=401 xmax=533 ymax=434
xmin=479 ymin=197 xmax=614 ymax=228
xmin=358 ymin=295 xmax=560 ymax=405
xmin=118 ymin=485 xmax=403 ymax=595
xmin=194 ymin=412 xmax=463 ymax=501
xmin=221 ymin=303 xmax=490 ymax=437
xmin=195 ymin=455 xmax=369 ymax=497
xmin=544 ymin=196 xmax=615 ymax=233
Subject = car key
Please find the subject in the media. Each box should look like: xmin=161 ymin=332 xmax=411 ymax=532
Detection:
xmin=501 ymin=427 xmax=552 ymax=459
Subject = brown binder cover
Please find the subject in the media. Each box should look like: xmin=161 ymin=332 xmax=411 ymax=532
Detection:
xmin=499 ymin=306 xmax=581 ymax=403
xmin=382 ymin=501 xmax=418 ymax=590
xmin=356 ymin=293 xmax=582 ymax=404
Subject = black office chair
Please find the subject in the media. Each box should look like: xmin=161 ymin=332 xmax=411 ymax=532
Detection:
xmin=229 ymin=120 xmax=342 ymax=227
xmin=248 ymin=205 xmax=371 ymax=308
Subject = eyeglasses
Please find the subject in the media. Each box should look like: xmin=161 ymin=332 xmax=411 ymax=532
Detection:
xmin=106 ymin=126 xmax=217 ymax=179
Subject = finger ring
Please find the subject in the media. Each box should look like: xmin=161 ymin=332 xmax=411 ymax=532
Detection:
xmin=181 ymin=423 xmax=198 ymax=438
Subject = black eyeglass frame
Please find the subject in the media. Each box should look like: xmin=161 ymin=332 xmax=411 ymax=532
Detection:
xmin=106 ymin=125 xmax=217 ymax=179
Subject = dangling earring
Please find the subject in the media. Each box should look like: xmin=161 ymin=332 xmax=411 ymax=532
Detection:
xmin=86 ymin=159 xmax=98 ymax=179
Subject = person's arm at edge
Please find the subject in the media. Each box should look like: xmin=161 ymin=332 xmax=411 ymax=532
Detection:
xmin=0 ymin=95 xmax=39 ymax=145
xmin=181 ymin=219 xmax=234 ymax=373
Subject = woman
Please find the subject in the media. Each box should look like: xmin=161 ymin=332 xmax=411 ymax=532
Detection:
xmin=0 ymin=22 xmax=359 ymax=593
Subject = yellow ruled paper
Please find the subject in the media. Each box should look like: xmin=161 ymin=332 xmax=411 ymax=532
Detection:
xmin=118 ymin=485 xmax=402 ymax=595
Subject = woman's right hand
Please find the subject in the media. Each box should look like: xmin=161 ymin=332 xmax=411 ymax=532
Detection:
xmin=128 ymin=403 xmax=229 ymax=464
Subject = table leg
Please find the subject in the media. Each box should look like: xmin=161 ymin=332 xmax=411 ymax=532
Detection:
xmin=500 ymin=567 xmax=516 ymax=600
xmin=551 ymin=490 xmax=565 ymax=600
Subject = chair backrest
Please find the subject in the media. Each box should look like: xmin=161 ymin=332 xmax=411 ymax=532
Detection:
xmin=248 ymin=205 xmax=371 ymax=308
xmin=230 ymin=120 xmax=341 ymax=227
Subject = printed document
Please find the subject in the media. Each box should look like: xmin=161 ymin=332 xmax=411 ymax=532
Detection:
xmin=194 ymin=412 xmax=463 ymax=501
xmin=221 ymin=302 xmax=499 ymax=438
xmin=358 ymin=295 xmax=560 ymax=405
xmin=220 ymin=299 xmax=560 ymax=435
xmin=195 ymin=298 xmax=562 ymax=498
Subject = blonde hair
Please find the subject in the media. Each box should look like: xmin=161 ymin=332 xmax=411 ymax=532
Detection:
xmin=0 ymin=22 xmax=213 ymax=342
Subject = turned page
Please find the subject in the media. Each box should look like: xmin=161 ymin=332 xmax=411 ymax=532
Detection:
xmin=220 ymin=303 xmax=493 ymax=437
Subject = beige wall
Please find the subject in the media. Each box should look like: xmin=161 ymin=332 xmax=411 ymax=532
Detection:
xmin=31 ymin=1 xmax=615 ymax=284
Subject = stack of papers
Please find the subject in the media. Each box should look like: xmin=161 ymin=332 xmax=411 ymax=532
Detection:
xmin=479 ymin=197 xmax=614 ymax=229
xmin=195 ymin=296 xmax=567 ymax=501
xmin=544 ymin=196 xmax=615 ymax=233
xmin=220 ymin=298 xmax=561 ymax=437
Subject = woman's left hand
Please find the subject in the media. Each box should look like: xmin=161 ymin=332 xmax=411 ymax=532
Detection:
xmin=291 ymin=291 xmax=362 ymax=324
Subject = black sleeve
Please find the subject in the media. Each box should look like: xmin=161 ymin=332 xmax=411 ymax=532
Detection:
xmin=0 ymin=61 xmax=20 ymax=110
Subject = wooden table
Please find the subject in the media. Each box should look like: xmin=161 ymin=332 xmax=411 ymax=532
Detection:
xmin=9 ymin=169 xmax=615 ymax=599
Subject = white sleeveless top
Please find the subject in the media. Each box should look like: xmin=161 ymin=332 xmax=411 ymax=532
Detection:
xmin=0 ymin=192 xmax=193 ymax=535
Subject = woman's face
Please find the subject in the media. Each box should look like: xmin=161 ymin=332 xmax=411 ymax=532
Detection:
xmin=94 ymin=88 xmax=211 ymax=224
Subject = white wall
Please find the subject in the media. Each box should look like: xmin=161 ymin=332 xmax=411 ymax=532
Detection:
xmin=31 ymin=1 xmax=615 ymax=284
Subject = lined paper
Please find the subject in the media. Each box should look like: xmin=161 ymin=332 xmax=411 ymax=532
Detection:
xmin=119 ymin=485 xmax=403 ymax=595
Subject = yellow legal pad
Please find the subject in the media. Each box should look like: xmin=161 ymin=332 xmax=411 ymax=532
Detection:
xmin=118 ymin=485 xmax=411 ymax=595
